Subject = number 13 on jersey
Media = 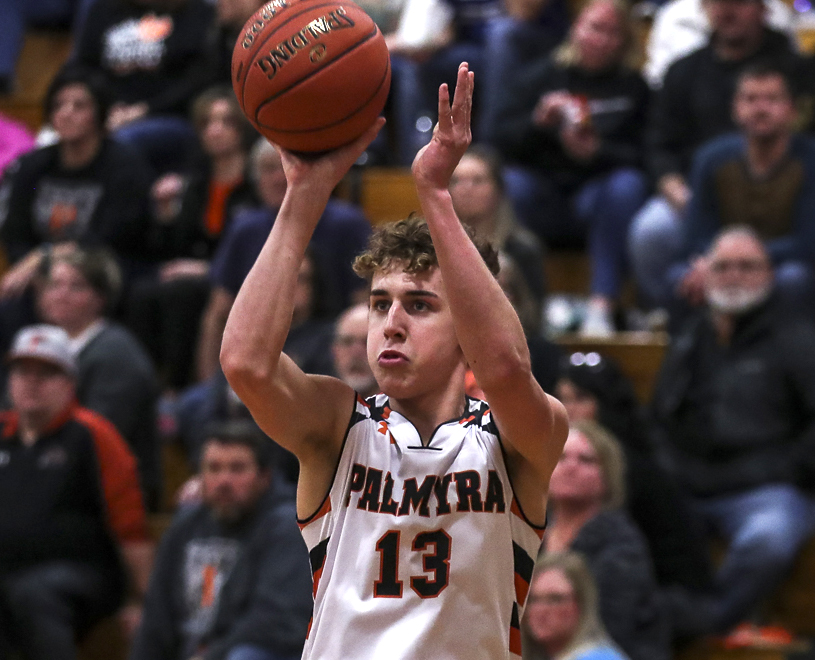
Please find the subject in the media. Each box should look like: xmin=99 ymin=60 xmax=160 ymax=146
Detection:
xmin=374 ymin=529 xmax=452 ymax=598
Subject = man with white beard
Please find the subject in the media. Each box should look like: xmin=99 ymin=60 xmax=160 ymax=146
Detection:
xmin=649 ymin=225 xmax=815 ymax=640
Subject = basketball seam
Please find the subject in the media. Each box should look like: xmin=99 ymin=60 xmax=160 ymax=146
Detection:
xmin=252 ymin=22 xmax=381 ymax=125
xmin=258 ymin=51 xmax=390 ymax=134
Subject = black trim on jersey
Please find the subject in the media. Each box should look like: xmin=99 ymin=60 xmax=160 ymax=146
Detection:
xmin=510 ymin=602 xmax=521 ymax=630
xmin=495 ymin=431 xmax=547 ymax=532
xmin=296 ymin=391 xmax=360 ymax=525
xmin=513 ymin=542 xmax=535 ymax=584
xmin=374 ymin=395 xmax=489 ymax=449
xmin=309 ymin=537 xmax=330 ymax=575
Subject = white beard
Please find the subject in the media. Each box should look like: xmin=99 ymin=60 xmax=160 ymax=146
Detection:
xmin=706 ymin=283 xmax=771 ymax=315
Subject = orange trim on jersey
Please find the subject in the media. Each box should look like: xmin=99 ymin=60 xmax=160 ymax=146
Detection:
xmin=356 ymin=393 xmax=370 ymax=408
xmin=299 ymin=497 xmax=332 ymax=530
xmin=74 ymin=407 xmax=149 ymax=542
xmin=510 ymin=625 xmax=522 ymax=655
xmin=515 ymin=572 xmax=530 ymax=607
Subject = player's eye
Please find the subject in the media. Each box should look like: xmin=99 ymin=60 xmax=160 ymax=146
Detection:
xmin=413 ymin=300 xmax=429 ymax=312
xmin=371 ymin=299 xmax=390 ymax=312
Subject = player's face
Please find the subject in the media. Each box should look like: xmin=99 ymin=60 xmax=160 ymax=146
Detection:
xmin=51 ymin=83 xmax=99 ymax=143
xmin=201 ymin=441 xmax=269 ymax=523
xmin=367 ymin=265 xmax=465 ymax=403
xmin=525 ymin=568 xmax=581 ymax=648
xmin=548 ymin=429 xmax=607 ymax=505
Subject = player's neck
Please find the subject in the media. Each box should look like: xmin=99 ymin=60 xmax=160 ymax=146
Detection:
xmin=388 ymin=382 xmax=468 ymax=446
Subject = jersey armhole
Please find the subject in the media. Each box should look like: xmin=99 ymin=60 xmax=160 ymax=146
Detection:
xmin=496 ymin=431 xmax=547 ymax=532
xmin=296 ymin=391 xmax=359 ymax=526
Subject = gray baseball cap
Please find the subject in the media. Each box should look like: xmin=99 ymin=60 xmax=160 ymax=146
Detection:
xmin=8 ymin=325 xmax=77 ymax=377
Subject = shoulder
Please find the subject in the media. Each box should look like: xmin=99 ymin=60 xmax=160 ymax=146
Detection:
xmin=664 ymin=44 xmax=710 ymax=83
xmin=224 ymin=207 xmax=274 ymax=239
xmin=574 ymin=509 xmax=650 ymax=555
xmin=5 ymin=144 xmax=59 ymax=179
xmin=693 ymin=133 xmax=745 ymax=168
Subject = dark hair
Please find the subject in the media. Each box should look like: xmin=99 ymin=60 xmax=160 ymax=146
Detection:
xmin=45 ymin=65 xmax=112 ymax=130
xmin=559 ymin=352 xmax=650 ymax=453
xmin=737 ymin=62 xmax=795 ymax=99
xmin=43 ymin=246 xmax=123 ymax=314
xmin=202 ymin=419 xmax=274 ymax=470
xmin=190 ymin=85 xmax=256 ymax=151
xmin=353 ymin=215 xmax=500 ymax=281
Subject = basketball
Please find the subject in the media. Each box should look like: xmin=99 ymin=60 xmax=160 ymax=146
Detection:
xmin=232 ymin=0 xmax=391 ymax=153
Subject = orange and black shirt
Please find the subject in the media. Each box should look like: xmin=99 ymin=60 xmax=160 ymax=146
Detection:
xmin=0 ymin=402 xmax=148 ymax=572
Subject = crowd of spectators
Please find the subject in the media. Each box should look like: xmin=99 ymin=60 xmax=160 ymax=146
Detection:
xmin=3 ymin=0 xmax=815 ymax=656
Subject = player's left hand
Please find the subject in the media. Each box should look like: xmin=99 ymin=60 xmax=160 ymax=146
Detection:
xmin=412 ymin=62 xmax=474 ymax=190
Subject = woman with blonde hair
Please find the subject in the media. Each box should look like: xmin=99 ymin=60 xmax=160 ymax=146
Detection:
xmin=493 ymin=0 xmax=649 ymax=336
xmin=523 ymin=552 xmax=628 ymax=660
xmin=543 ymin=421 xmax=670 ymax=660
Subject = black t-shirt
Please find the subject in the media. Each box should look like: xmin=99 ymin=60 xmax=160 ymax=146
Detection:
xmin=0 ymin=139 xmax=152 ymax=261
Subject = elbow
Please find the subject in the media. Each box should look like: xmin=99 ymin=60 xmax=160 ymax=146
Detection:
xmin=220 ymin=340 xmax=273 ymax=392
xmin=479 ymin=347 xmax=532 ymax=391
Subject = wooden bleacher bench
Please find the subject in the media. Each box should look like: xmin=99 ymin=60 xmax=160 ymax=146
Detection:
xmin=0 ymin=30 xmax=73 ymax=132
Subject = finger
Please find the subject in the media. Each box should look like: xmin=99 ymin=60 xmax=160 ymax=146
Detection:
xmin=450 ymin=63 xmax=469 ymax=124
xmin=438 ymin=83 xmax=452 ymax=134
xmin=463 ymin=70 xmax=474 ymax=133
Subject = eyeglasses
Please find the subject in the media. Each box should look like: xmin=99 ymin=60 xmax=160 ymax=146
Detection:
xmin=335 ymin=335 xmax=367 ymax=348
xmin=709 ymin=259 xmax=769 ymax=274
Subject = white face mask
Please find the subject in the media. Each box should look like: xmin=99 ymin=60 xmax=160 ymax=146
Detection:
xmin=706 ymin=282 xmax=771 ymax=315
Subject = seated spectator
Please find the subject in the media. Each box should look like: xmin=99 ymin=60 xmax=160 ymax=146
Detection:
xmin=72 ymin=0 xmax=216 ymax=172
xmin=643 ymin=0 xmax=794 ymax=89
xmin=130 ymin=421 xmax=312 ymax=660
xmin=638 ymin=65 xmax=815 ymax=313
xmin=449 ymin=145 xmax=547 ymax=320
xmin=0 ymin=324 xmax=151 ymax=660
xmin=629 ymin=0 xmax=809 ymax=309
xmin=129 ymin=86 xmax=258 ymax=390
xmin=523 ymin=552 xmax=629 ymax=660
xmin=179 ymin=248 xmax=334 ymax=468
xmin=493 ymin=0 xmax=649 ymax=336
xmin=332 ymin=302 xmax=379 ymax=399
xmin=0 ymin=66 xmax=152 ymax=293
xmin=36 ymin=246 xmax=162 ymax=510
xmin=0 ymin=111 xmax=34 ymax=180
xmin=196 ymin=140 xmax=370 ymax=381
xmin=650 ymin=226 xmax=815 ymax=636
xmin=544 ymin=421 xmax=670 ymax=660
xmin=556 ymin=352 xmax=712 ymax=591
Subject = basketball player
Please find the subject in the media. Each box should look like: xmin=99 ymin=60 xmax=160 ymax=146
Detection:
xmin=220 ymin=63 xmax=569 ymax=659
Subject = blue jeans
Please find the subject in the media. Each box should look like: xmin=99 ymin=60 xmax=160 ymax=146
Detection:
xmin=628 ymin=195 xmax=815 ymax=310
xmin=227 ymin=644 xmax=300 ymax=660
xmin=505 ymin=166 xmax=647 ymax=298
xmin=114 ymin=115 xmax=197 ymax=174
xmin=686 ymin=484 xmax=815 ymax=632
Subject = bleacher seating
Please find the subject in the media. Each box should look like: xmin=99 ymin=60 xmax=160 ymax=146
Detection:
xmin=6 ymin=25 xmax=815 ymax=660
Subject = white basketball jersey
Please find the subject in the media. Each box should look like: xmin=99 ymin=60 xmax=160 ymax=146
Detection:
xmin=298 ymin=394 xmax=545 ymax=660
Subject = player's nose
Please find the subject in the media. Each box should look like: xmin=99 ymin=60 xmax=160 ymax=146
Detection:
xmin=383 ymin=302 xmax=407 ymax=338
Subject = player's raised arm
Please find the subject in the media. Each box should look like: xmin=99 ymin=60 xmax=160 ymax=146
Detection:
xmin=412 ymin=64 xmax=567 ymax=515
xmin=220 ymin=121 xmax=384 ymax=473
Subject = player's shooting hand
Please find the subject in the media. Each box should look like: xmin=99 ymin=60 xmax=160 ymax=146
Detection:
xmin=412 ymin=62 xmax=474 ymax=191
xmin=277 ymin=118 xmax=386 ymax=199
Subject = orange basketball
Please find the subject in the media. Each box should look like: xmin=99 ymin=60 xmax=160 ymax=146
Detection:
xmin=232 ymin=0 xmax=391 ymax=153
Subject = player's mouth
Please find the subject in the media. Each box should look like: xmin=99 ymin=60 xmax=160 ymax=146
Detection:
xmin=378 ymin=349 xmax=408 ymax=366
